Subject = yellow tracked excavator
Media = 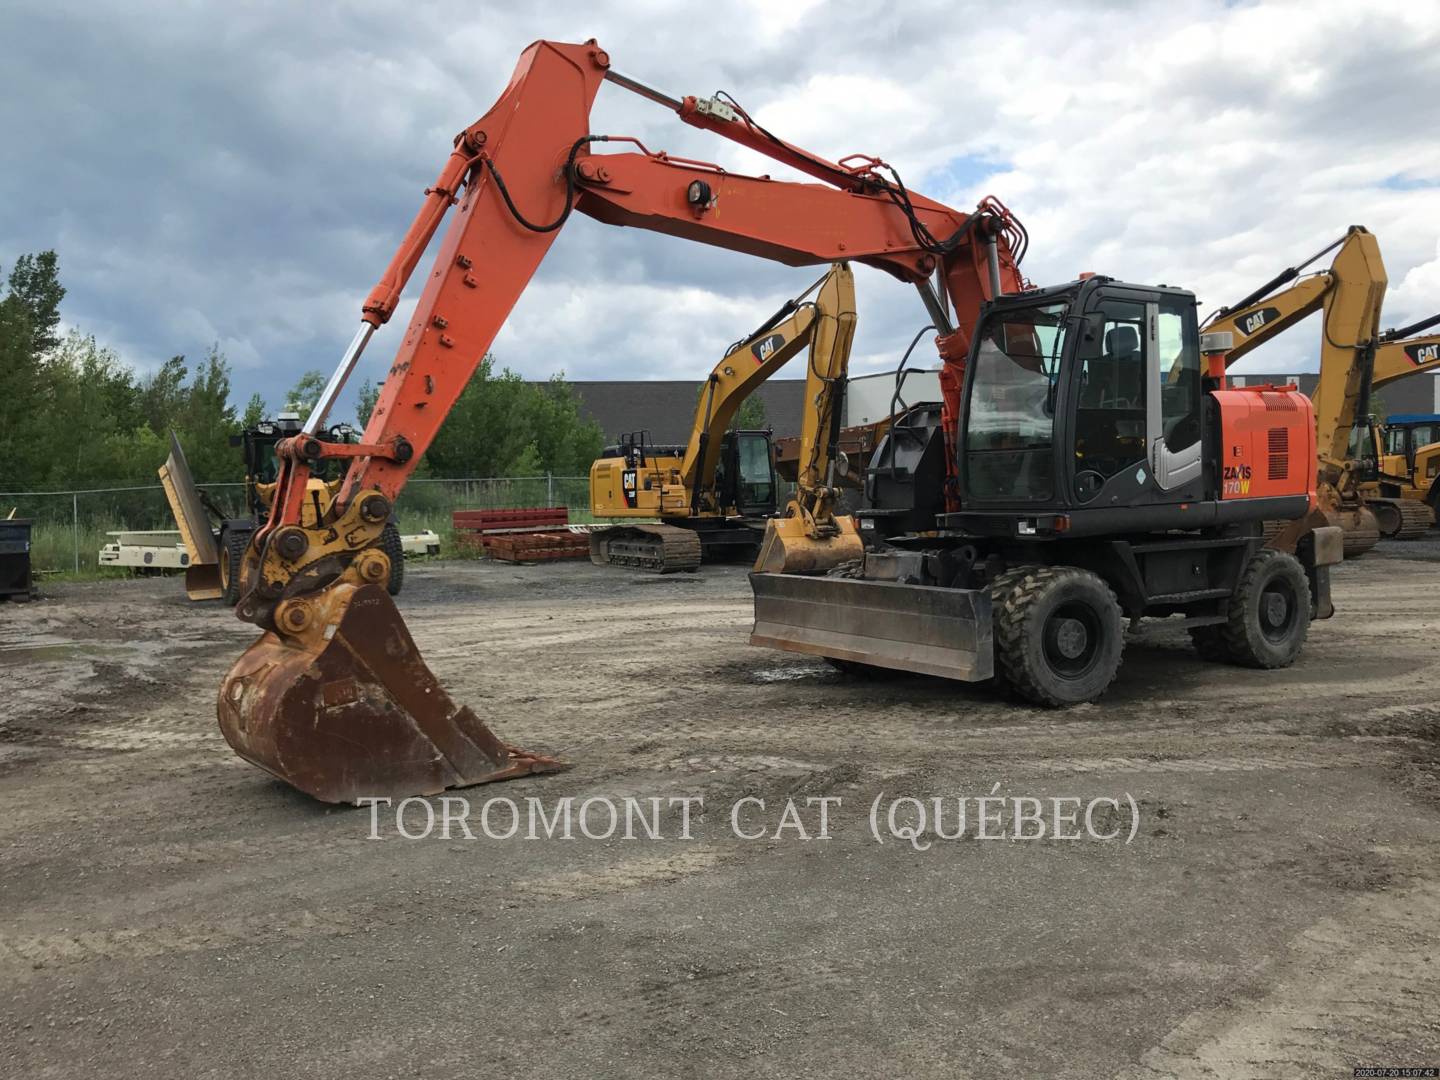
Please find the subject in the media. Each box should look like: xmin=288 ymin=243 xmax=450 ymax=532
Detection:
xmin=1355 ymin=315 xmax=1440 ymax=532
xmin=588 ymin=264 xmax=863 ymax=574
xmin=1202 ymin=226 xmax=1439 ymax=555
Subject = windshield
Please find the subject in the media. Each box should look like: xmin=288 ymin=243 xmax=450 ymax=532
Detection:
xmin=964 ymin=301 xmax=1068 ymax=500
xmin=734 ymin=432 xmax=774 ymax=513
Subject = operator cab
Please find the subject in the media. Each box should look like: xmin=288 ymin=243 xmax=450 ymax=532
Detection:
xmin=714 ymin=429 xmax=777 ymax=517
xmin=1382 ymin=414 xmax=1440 ymax=470
xmin=950 ymin=277 xmax=1220 ymax=537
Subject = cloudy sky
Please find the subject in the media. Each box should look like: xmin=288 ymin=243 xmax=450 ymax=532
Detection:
xmin=4 ymin=0 xmax=1439 ymax=417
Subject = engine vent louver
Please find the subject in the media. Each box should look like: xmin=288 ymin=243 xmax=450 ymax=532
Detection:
xmin=1267 ymin=427 xmax=1290 ymax=480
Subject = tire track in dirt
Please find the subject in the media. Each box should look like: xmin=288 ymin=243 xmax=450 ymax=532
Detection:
xmin=0 ymin=842 xmax=731 ymax=979
xmin=1116 ymin=882 xmax=1440 ymax=1078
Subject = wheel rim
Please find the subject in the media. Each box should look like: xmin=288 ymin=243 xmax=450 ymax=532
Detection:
xmin=219 ymin=551 xmax=230 ymax=590
xmin=1258 ymin=579 xmax=1299 ymax=643
xmin=1042 ymin=601 xmax=1103 ymax=679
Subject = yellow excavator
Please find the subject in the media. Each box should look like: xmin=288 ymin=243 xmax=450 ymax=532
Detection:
xmin=1202 ymin=226 xmax=1439 ymax=555
xmin=1357 ymin=314 xmax=1440 ymax=528
xmin=588 ymin=263 xmax=863 ymax=573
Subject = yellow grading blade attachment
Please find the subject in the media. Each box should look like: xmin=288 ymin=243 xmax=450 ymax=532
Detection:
xmin=752 ymin=515 xmax=865 ymax=575
xmin=749 ymin=571 xmax=993 ymax=681
xmin=158 ymin=432 xmax=222 ymax=600
xmin=218 ymin=583 xmax=564 ymax=804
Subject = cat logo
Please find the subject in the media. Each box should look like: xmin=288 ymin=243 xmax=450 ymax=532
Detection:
xmin=751 ymin=333 xmax=785 ymax=365
xmin=621 ymin=468 xmax=638 ymax=509
xmin=1235 ymin=306 xmax=1280 ymax=337
xmin=1406 ymin=341 xmax=1440 ymax=366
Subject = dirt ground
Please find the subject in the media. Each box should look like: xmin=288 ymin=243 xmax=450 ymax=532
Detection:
xmin=3 ymin=543 xmax=1439 ymax=1079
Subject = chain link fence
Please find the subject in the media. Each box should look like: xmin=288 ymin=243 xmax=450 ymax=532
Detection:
xmin=0 ymin=475 xmax=593 ymax=576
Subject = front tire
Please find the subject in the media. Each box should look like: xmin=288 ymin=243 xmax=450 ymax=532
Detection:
xmin=220 ymin=528 xmax=249 ymax=606
xmin=993 ymin=566 xmax=1123 ymax=706
xmin=1216 ymin=549 xmax=1309 ymax=669
xmin=379 ymin=522 xmax=405 ymax=596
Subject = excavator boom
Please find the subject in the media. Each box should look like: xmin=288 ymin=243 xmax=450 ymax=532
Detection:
xmin=1202 ymin=227 xmax=1397 ymax=553
xmin=220 ymin=38 xmax=1024 ymax=803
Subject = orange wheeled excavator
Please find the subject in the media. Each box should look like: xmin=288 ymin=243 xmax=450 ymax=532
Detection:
xmin=220 ymin=38 xmax=1028 ymax=803
xmin=221 ymin=38 xmax=1346 ymax=799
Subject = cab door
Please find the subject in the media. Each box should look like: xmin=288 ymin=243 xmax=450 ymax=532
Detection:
xmin=1146 ymin=296 xmax=1204 ymax=490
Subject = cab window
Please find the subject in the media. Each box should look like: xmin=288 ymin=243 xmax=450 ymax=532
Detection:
xmin=1159 ymin=299 xmax=1201 ymax=453
xmin=1074 ymin=300 xmax=1147 ymax=478
xmin=734 ymin=433 xmax=773 ymax=511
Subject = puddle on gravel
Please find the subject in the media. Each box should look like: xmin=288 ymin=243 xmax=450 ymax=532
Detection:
xmin=749 ymin=662 xmax=835 ymax=684
xmin=0 ymin=641 xmax=150 ymax=665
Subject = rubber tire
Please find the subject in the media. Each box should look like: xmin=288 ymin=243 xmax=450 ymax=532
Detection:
xmin=1215 ymin=549 xmax=1309 ymax=669
xmin=379 ymin=522 xmax=405 ymax=597
xmin=985 ymin=566 xmax=1039 ymax=696
xmin=993 ymin=566 xmax=1124 ymax=707
xmin=220 ymin=529 xmax=249 ymax=607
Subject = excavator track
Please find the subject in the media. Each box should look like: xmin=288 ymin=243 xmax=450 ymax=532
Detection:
xmin=590 ymin=524 xmax=702 ymax=574
xmin=1367 ymin=498 xmax=1434 ymax=540
xmin=1264 ymin=509 xmax=1381 ymax=559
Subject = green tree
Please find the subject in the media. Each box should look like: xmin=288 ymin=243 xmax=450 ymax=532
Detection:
xmin=240 ymin=392 xmax=266 ymax=430
xmin=285 ymin=369 xmax=327 ymax=416
xmin=38 ymin=330 xmax=142 ymax=487
xmin=137 ymin=356 xmax=189 ymax=434
xmin=425 ymin=357 xmax=603 ymax=478
xmin=356 ymin=378 xmax=380 ymax=428
xmin=0 ymin=291 xmax=44 ymax=485
xmin=6 ymin=251 xmax=65 ymax=353
xmin=174 ymin=347 xmax=240 ymax=481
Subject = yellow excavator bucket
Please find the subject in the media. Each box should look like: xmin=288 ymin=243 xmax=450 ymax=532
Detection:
xmin=753 ymin=514 xmax=865 ymax=575
xmin=218 ymin=582 xmax=564 ymax=804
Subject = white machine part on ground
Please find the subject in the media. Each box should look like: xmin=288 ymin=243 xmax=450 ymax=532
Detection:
xmin=98 ymin=531 xmax=193 ymax=571
xmin=402 ymin=530 xmax=441 ymax=557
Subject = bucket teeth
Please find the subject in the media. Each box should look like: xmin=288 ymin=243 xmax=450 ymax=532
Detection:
xmin=218 ymin=583 xmax=565 ymax=804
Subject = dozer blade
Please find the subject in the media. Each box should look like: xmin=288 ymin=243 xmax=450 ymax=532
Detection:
xmin=218 ymin=583 xmax=565 ymax=804
xmin=753 ymin=515 xmax=865 ymax=575
xmin=749 ymin=572 xmax=992 ymax=681
xmin=184 ymin=562 xmax=223 ymax=602
xmin=159 ymin=432 xmax=222 ymax=599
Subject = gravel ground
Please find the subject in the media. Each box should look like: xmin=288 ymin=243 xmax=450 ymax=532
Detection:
xmin=2 ymin=543 xmax=1439 ymax=1079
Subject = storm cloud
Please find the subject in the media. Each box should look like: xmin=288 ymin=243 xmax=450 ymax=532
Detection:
xmin=4 ymin=0 xmax=1438 ymax=416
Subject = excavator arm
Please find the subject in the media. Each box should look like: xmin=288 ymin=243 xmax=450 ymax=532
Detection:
xmin=1204 ymin=226 xmax=1387 ymax=476
xmin=680 ymin=264 xmax=856 ymax=501
xmin=1203 ymin=229 xmax=1440 ymax=547
xmin=220 ymin=38 xmax=1024 ymax=803
xmin=1199 ymin=227 xmax=1389 ymax=553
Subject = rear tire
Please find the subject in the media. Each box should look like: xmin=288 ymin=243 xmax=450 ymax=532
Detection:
xmin=1217 ymin=549 xmax=1309 ymax=669
xmin=993 ymin=566 xmax=1124 ymax=707
xmin=379 ymin=522 xmax=405 ymax=597
xmin=220 ymin=529 xmax=249 ymax=606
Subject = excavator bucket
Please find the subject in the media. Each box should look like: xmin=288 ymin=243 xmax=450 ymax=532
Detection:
xmin=218 ymin=582 xmax=565 ymax=804
xmin=158 ymin=432 xmax=223 ymax=600
xmin=749 ymin=572 xmax=993 ymax=681
xmin=752 ymin=515 xmax=865 ymax=575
